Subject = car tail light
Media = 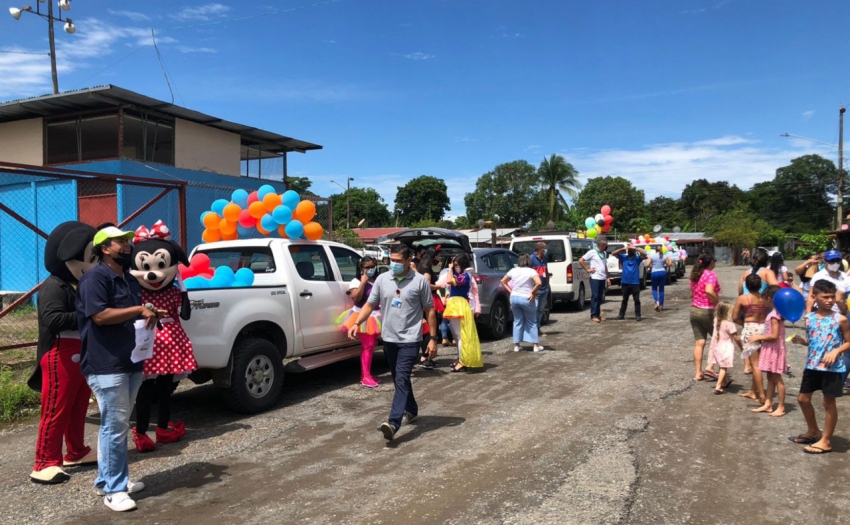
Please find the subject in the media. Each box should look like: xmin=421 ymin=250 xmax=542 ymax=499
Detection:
xmin=474 ymin=274 xmax=487 ymax=284
xmin=567 ymin=263 xmax=573 ymax=284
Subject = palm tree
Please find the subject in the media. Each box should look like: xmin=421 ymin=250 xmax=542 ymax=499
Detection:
xmin=538 ymin=154 xmax=582 ymax=223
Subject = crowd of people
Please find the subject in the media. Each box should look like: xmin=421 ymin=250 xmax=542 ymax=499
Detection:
xmin=690 ymin=246 xmax=850 ymax=456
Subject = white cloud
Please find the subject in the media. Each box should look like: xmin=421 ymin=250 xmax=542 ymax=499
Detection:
xmin=169 ymin=4 xmax=230 ymax=23
xmin=178 ymin=46 xmax=217 ymax=54
xmin=454 ymin=136 xmax=477 ymax=143
xmin=560 ymin=134 xmax=832 ymax=200
xmin=802 ymin=110 xmax=815 ymax=120
xmin=323 ymin=40 xmax=337 ymax=44
xmin=404 ymin=52 xmax=435 ymax=60
xmin=107 ymin=9 xmax=151 ymax=22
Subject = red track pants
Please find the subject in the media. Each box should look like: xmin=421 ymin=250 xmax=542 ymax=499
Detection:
xmin=33 ymin=338 xmax=92 ymax=471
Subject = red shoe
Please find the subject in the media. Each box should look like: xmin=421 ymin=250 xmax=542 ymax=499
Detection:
xmin=170 ymin=421 xmax=186 ymax=438
xmin=133 ymin=428 xmax=156 ymax=453
xmin=155 ymin=425 xmax=183 ymax=444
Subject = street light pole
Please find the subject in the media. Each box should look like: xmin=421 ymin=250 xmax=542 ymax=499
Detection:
xmin=839 ymin=105 xmax=845 ymax=227
xmin=46 ymin=0 xmax=58 ymax=94
xmin=347 ymin=177 xmax=353 ymax=230
xmin=9 ymin=0 xmax=77 ymax=95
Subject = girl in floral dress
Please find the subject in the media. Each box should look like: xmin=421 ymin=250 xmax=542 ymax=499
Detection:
xmin=749 ymin=286 xmax=787 ymax=416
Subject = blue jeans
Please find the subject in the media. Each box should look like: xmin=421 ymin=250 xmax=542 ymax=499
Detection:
xmin=510 ymin=294 xmax=538 ymax=344
xmin=440 ymin=318 xmax=451 ymax=340
xmin=651 ymin=272 xmax=667 ymax=307
xmin=590 ymin=279 xmax=606 ymax=319
xmin=86 ymin=372 xmax=143 ymax=495
xmin=383 ymin=342 xmax=419 ymax=430
xmin=535 ymin=288 xmax=549 ymax=328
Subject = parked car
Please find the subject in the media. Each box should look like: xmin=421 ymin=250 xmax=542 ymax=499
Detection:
xmin=183 ymin=238 xmax=366 ymax=413
xmin=606 ymin=242 xmax=647 ymax=289
xmin=386 ymin=228 xmax=532 ymax=339
xmin=510 ymin=234 xmax=592 ymax=310
xmin=360 ymin=244 xmax=389 ymax=261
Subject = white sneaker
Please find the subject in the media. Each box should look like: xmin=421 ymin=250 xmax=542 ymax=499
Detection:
xmin=513 ymin=345 xmax=521 ymax=352
xmin=97 ymin=480 xmax=145 ymax=496
xmin=533 ymin=345 xmax=544 ymax=352
xmin=103 ymin=492 xmax=137 ymax=512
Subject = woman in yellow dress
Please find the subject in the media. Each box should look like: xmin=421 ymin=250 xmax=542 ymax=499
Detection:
xmin=441 ymin=254 xmax=483 ymax=372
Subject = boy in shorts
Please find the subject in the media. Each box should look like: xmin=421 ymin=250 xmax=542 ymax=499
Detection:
xmin=790 ymin=280 xmax=850 ymax=454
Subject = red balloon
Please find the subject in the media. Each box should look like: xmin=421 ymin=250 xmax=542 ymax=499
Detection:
xmin=247 ymin=191 xmax=259 ymax=204
xmin=601 ymin=205 xmax=611 ymax=216
xmin=601 ymin=224 xmax=611 ymax=233
xmin=178 ymin=263 xmax=197 ymax=279
xmin=190 ymin=253 xmax=211 ymax=273
xmin=604 ymin=215 xmax=613 ymax=224
xmin=238 ymin=209 xmax=256 ymax=228
xmin=199 ymin=271 xmax=214 ymax=280
xmin=664 ymin=235 xmax=670 ymax=240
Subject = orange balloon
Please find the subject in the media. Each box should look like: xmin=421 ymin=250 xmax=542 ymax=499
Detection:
xmin=293 ymin=200 xmax=317 ymax=223
xmin=202 ymin=229 xmax=221 ymax=243
xmin=277 ymin=225 xmax=288 ymax=238
xmin=223 ymin=203 xmax=241 ymax=223
xmin=263 ymin=193 xmax=282 ymax=213
xmin=256 ymin=222 xmax=270 ymax=235
xmin=203 ymin=212 xmax=221 ymax=230
xmin=220 ymin=229 xmax=238 ymax=241
xmin=248 ymin=201 xmax=267 ymax=219
xmin=303 ymin=221 xmax=323 ymax=241
xmin=219 ymin=218 xmax=237 ymax=235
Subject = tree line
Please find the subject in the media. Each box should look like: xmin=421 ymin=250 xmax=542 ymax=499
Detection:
xmin=291 ymin=153 xmax=840 ymax=249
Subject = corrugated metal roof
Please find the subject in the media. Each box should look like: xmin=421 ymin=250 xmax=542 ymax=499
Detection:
xmin=0 ymin=85 xmax=321 ymax=154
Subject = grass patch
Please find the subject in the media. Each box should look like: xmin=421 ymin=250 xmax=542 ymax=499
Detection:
xmin=0 ymin=303 xmax=38 ymax=348
xmin=0 ymin=365 xmax=40 ymax=423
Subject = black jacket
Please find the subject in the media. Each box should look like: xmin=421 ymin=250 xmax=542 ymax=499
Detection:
xmin=28 ymin=275 xmax=78 ymax=392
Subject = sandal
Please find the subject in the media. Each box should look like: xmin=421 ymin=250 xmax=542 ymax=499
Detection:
xmin=721 ymin=378 xmax=733 ymax=389
xmin=703 ymin=370 xmax=719 ymax=380
xmin=714 ymin=389 xmax=726 ymax=395
xmin=450 ymin=364 xmax=467 ymax=373
xmin=804 ymin=445 xmax=832 ymax=454
xmin=788 ymin=434 xmax=819 ymax=445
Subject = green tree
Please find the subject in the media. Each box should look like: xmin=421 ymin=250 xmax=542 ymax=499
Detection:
xmin=629 ymin=217 xmax=653 ymax=234
xmin=646 ymin=196 xmax=687 ymax=230
xmin=287 ymin=176 xmax=315 ymax=197
xmin=464 ymin=160 xmax=547 ymax=226
xmin=680 ymin=179 xmax=745 ymax=230
xmin=706 ymin=203 xmax=783 ymax=249
xmin=538 ymin=154 xmax=581 ymax=223
xmin=747 ymin=154 xmax=837 ymax=232
xmin=331 ymin=227 xmax=364 ymax=248
xmin=453 ymin=216 xmax=473 ymax=229
xmin=394 ymin=176 xmax=451 ymax=225
xmin=575 ymin=176 xmax=646 ymax=229
xmin=329 ymin=187 xmax=392 ymax=229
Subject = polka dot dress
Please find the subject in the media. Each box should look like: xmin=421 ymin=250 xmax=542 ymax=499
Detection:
xmin=142 ymin=286 xmax=198 ymax=376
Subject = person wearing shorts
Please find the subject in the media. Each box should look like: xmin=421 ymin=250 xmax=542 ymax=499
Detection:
xmin=690 ymin=252 xmax=720 ymax=381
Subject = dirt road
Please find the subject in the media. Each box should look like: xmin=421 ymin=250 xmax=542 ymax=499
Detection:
xmin=1 ymin=264 xmax=847 ymax=525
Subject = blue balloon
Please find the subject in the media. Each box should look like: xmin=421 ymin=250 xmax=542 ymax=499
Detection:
xmin=584 ymin=217 xmax=596 ymax=229
xmin=231 ymin=189 xmax=249 ymax=208
xmin=237 ymin=224 xmax=253 ymax=237
xmin=285 ymin=220 xmax=304 ymax=239
xmin=260 ymin=214 xmax=277 ymax=232
xmin=234 ymin=268 xmax=255 ymax=286
xmin=773 ymin=288 xmax=806 ymax=323
xmin=258 ymin=184 xmax=276 ymax=200
xmin=184 ymin=277 xmax=209 ymax=289
xmin=211 ymin=199 xmax=229 ymax=216
xmin=213 ymin=266 xmax=235 ymax=285
xmin=272 ymin=205 xmax=292 ymax=225
xmin=200 ymin=211 xmax=212 ymax=227
xmin=282 ymin=190 xmax=300 ymax=210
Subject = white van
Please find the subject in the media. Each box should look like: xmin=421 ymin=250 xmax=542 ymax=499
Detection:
xmin=509 ymin=234 xmax=592 ymax=309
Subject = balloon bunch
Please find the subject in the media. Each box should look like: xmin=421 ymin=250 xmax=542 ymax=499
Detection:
xmin=634 ymin=234 xmax=677 ymax=254
xmin=200 ymin=185 xmax=325 ymax=243
xmin=584 ymin=205 xmax=613 ymax=239
xmin=178 ymin=253 xmax=256 ymax=290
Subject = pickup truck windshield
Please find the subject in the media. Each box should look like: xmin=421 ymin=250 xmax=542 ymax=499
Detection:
xmin=202 ymin=247 xmax=276 ymax=273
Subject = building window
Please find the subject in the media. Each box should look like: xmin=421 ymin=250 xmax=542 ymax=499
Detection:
xmin=45 ymin=113 xmax=120 ymax=164
xmin=241 ymin=144 xmax=284 ymax=180
xmin=122 ymin=113 xmax=174 ymax=165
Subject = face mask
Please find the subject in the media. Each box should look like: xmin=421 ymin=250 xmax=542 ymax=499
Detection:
xmin=828 ymin=262 xmax=841 ymax=272
xmin=365 ymin=268 xmax=376 ymax=277
xmin=113 ymin=251 xmax=132 ymax=268
xmin=390 ymin=262 xmax=405 ymax=275
xmin=543 ymin=249 xmax=549 ymax=257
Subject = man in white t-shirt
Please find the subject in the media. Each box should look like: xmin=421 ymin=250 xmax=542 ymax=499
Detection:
xmin=806 ymin=250 xmax=849 ymax=314
xmin=579 ymin=237 xmax=610 ymax=323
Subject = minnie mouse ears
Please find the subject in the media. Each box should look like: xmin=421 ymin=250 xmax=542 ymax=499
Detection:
xmin=134 ymin=220 xmax=172 ymax=244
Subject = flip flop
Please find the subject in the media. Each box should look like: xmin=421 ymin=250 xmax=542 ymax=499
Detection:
xmin=714 ymin=389 xmax=725 ymax=395
xmin=722 ymin=378 xmax=733 ymax=389
xmin=788 ymin=435 xmax=819 ymax=445
xmin=704 ymin=370 xmax=719 ymax=380
xmin=804 ymin=445 xmax=832 ymax=455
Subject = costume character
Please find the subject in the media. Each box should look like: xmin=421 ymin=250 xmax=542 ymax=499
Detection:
xmin=442 ymin=265 xmax=483 ymax=370
xmin=29 ymin=221 xmax=99 ymax=484
xmin=129 ymin=221 xmax=197 ymax=452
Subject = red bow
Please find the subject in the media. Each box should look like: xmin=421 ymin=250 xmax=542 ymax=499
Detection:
xmin=134 ymin=220 xmax=172 ymax=243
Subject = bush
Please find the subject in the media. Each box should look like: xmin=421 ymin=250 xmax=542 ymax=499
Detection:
xmin=0 ymin=366 xmax=40 ymax=423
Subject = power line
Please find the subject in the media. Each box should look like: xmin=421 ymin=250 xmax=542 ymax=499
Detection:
xmin=0 ymin=49 xmax=49 ymax=55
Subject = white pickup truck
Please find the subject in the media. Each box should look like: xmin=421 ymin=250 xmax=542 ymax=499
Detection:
xmin=182 ymin=238 xmax=364 ymax=413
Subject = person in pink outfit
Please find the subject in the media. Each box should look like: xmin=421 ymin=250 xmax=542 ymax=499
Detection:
xmin=708 ymin=301 xmax=742 ymax=394
xmin=749 ymin=286 xmax=788 ymax=416
xmin=338 ymin=256 xmax=382 ymax=387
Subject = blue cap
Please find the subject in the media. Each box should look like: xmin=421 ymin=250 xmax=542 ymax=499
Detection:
xmin=825 ymin=249 xmax=842 ymax=261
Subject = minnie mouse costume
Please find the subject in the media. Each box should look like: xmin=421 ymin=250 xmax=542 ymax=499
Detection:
xmin=129 ymin=221 xmax=197 ymax=452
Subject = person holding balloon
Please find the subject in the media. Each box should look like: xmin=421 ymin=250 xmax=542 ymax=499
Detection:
xmin=748 ymin=285 xmax=788 ymax=416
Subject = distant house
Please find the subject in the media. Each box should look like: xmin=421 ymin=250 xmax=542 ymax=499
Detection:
xmin=354 ymin=228 xmax=406 ymax=244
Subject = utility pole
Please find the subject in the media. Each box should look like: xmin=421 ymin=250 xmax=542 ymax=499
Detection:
xmin=346 ymin=177 xmax=353 ymax=229
xmin=46 ymin=0 xmax=58 ymax=94
xmin=835 ymin=105 xmax=846 ymax=229
xmin=9 ymin=1 xmax=77 ymax=95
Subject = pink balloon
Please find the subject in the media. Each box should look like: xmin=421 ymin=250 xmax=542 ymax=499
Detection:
xmin=601 ymin=205 xmax=611 ymax=216
xmin=238 ymin=208 xmax=257 ymax=228
xmin=247 ymin=191 xmax=259 ymax=204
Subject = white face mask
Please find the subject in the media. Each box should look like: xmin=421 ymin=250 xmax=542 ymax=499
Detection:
xmin=828 ymin=262 xmax=841 ymax=272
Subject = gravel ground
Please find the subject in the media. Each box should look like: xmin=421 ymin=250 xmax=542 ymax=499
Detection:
xmin=1 ymin=264 xmax=846 ymax=524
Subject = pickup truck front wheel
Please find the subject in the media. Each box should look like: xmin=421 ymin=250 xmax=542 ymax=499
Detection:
xmin=224 ymin=338 xmax=284 ymax=414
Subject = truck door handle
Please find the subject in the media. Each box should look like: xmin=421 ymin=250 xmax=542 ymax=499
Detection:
xmin=300 ymin=290 xmax=313 ymax=297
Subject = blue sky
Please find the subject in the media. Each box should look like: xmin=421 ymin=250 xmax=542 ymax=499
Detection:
xmin=2 ymin=0 xmax=849 ymax=220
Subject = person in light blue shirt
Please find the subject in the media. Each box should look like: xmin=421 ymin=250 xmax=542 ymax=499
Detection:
xmin=649 ymin=246 xmax=673 ymax=311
